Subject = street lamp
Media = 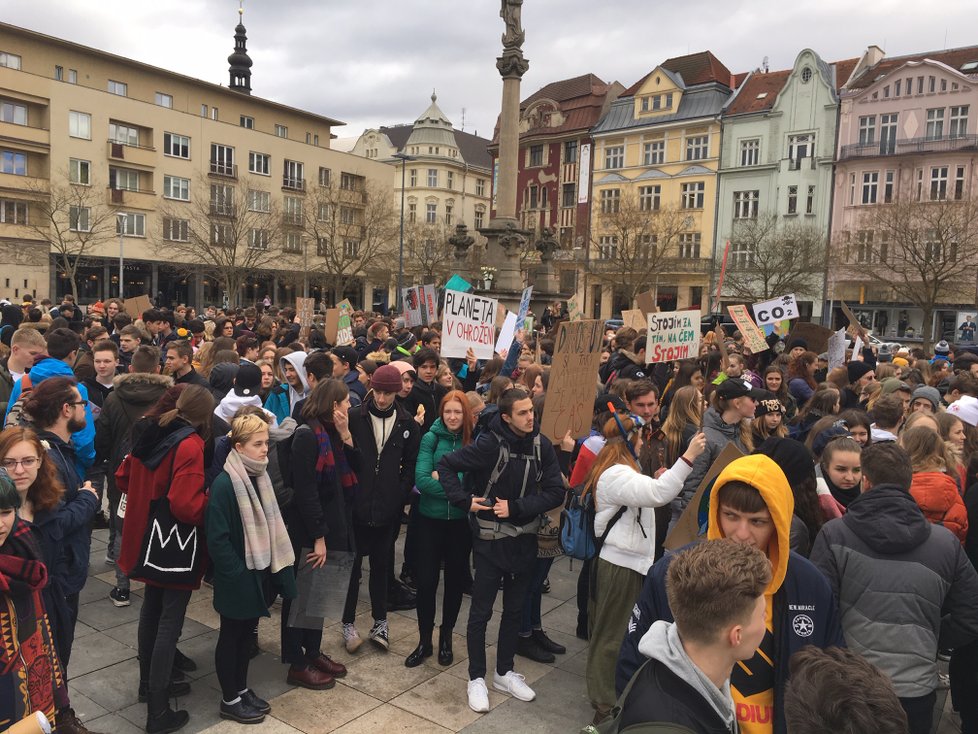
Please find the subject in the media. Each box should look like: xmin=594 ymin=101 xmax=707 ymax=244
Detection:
xmin=116 ymin=213 xmax=126 ymax=300
xmin=392 ymin=152 xmax=416 ymax=313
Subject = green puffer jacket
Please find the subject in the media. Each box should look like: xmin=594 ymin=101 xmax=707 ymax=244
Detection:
xmin=415 ymin=418 xmax=467 ymax=521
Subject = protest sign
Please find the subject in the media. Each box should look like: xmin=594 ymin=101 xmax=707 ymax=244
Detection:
xmin=495 ymin=312 xmax=519 ymax=355
xmin=401 ymin=287 xmax=424 ymax=328
xmin=786 ymin=321 xmax=834 ymax=355
xmin=752 ymin=294 xmax=799 ymax=326
xmin=296 ymin=297 xmax=316 ymax=341
xmin=517 ymin=286 xmax=533 ymax=324
xmin=646 ymin=309 xmax=701 ymax=364
xmin=124 ymin=294 xmax=152 ymax=318
xmin=726 ymin=305 xmax=768 ymax=353
xmin=852 ymin=335 xmax=864 ymax=361
xmin=622 ymin=309 xmax=646 ymax=331
xmin=335 ymin=299 xmax=354 ymax=345
xmin=827 ymin=328 xmax=847 ymax=370
xmin=441 ymin=290 xmax=498 ymax=360
xmin=840 ymin=301 xmax=870 ymax=340
xmin=421 ymin=284 xmax=438 ymax=325
xmin=567 ymin=296 xmax=583 ymax=321
xmin=540 ymin=320 xmax=604 ymax=442
xmin=664 ymin=443 xmax=744 ymax=551
xmin=635 ymin=289 xmax=656 ymax=315
xmin=322 ymin=308 xmax=340 ymax=344
xmin=444 ymin=274 xmax=473 ymax=293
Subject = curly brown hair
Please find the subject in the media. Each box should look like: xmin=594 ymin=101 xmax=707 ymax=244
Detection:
xmin=0 ymin=427 xmax=65 ymax=512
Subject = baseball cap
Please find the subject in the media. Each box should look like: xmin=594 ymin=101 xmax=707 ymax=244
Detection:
xmin=714 ymin=378 xmax=767 ymax=401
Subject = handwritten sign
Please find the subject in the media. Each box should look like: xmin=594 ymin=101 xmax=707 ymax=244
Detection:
xmin=296 ymin=297 xmax=316 ymax=341
xmin=401 ymin=287 xmax=424 ymax=328
xmin=635 ymin=290 xmax=656 ymax=316
xmin=444 ymin=274 xmax=473 ymax=293
xmin=827 ymin=328 xmax=847 ymax=371
xmin=421 ymin=284 xmax=438 ymax=325
xmin=335 ymin=299 xmax=354 ymax=346
xmin=567 ymin=296 xmax=583 ymax=322
xmin=786 ymin=321 xmax=834 ymax=355
xmin=517 ymin=286 xmax=533 ymax=325
xmin=495 ymin=312 xmax=519 ymax=355
xmin=124 ymin=294 xmax=153 ymax=319
xmin=441 ymin=290 xmax=498 ymax=360
xmin=646 ymin=309 xmax=701 ymax=364
xmin=752 ymin=294 xmax=798 ymax=327
xmin=540 ymin=320 xmax=605 ymax=441
xmin=726 ymin=305 xmax=768 ymax=353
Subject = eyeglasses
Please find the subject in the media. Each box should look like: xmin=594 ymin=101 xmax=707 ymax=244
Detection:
xmin=1 ymin=457 xmax=39 ymax=470
xmin=68 ymin=400 xmax=88 ymax=408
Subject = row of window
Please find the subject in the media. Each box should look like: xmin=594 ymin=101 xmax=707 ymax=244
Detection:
xmin=523 ymin=141 xmax=583 ymax=169
xmin=732 ymin=187 xmax=817 ymax=218
xmin=738 ymin=134 xmax=815 ymax=167
xmin=871 ymin=74 xmax=970 ymax=102
xmin=406 ymin=200 xmax=486 ymax=228
xmin=596 ymin=233 xmax=702 ymax=260
xmin=848 ymin=165 xmax=968 ymax=205
xmin=406 ymin=168 xmax=485 ymax=194
xmin=599 ymin=182 xmax=705 ymax=212
xmin=603 ymin=135 xmax=710 ymax=169
xmin=858 ymin=106 xmax=968 ymax=145
xmin=845 ymin=229 xmax=959 ymax=265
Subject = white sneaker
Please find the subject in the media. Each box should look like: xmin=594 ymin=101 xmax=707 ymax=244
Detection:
xmin=343 ymin=623 xmax=362 ymax=653
xmin=492 ymin=670 xmax=535 ymax=701
xmin=467 ymin=677 xmax=490 ymax=713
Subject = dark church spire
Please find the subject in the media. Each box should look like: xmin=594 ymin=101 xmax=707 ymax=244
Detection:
xmin=228 ymin=1 xmax=252 ymax=94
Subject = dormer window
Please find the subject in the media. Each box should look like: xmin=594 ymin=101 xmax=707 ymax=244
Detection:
xmin=640 ymin=93 xmax=673 ymax=112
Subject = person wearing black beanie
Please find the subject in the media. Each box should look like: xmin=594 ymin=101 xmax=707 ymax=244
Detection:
xmin=841 ymin=361 xmax=875 ymax=411
xmin=753 ymin=437 xmax=822 ymax=556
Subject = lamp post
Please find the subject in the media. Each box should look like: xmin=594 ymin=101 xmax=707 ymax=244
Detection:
xmin=392 ymin=152 xmax=415 ymax=313
xmin=116 ymin=213 xmax=126 ymax=299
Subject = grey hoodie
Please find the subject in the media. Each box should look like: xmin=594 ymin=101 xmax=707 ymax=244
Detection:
xmin=280 ymin=351 xmax=309 ymax=414
xmin=638 ymin=620 xmax=737 ymax=731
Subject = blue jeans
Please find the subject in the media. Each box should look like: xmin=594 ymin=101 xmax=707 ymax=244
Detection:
xmin=520 ymin=556 xmax=554 ymax=635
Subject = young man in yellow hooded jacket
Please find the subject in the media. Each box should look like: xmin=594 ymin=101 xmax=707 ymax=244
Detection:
xmin=615 ymin=454 xmax=844 ymax=734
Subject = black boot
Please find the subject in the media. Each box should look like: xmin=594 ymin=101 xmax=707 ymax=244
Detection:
xmin=139 ymin=679 xmax=191 ymax=703
xmin=145 ymin=690 xmax=189 ymax=734
xmin=173 ymin=648 xmax=197 ymax=672
xmin=532 ymin=628 xmax=566 ymax=655
xmin=438 ymin=628 xmax=454 ymax=666
xmin=404 ymin=640 xmax=433 ymax=668
xmin=516 ymin=633 xmax=555 ymax=664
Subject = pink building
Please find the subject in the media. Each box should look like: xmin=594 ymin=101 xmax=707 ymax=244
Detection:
xmin=829 ymin=45 xmax=978 ymax=340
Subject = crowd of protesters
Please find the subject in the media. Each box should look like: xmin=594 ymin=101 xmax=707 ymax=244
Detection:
xmin=1 ymin=291 xmax=978 ymax=734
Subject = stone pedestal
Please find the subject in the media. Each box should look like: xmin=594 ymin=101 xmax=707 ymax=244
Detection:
xmin=478 ymin=218 xmax=529 ymax=294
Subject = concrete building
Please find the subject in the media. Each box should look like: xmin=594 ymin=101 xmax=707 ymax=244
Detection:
xmin=349 ymin=93 xmax=492 ymax=288
xmin=829 ymin=45 xmax=978 ymax=340
xmin=714 ymin=50 xmax=858 ymax=320
xmin=0 ymin=19 xmax=396 ymax=309
xmin=589 ymin=52 xmax=735 ymax=318
xmin=487 ymin=73 xmax=624 ymax=305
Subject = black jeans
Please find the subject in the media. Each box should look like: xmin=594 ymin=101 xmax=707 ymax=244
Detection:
xmin=343 ymin=522 xmax=395 ymax=624
xmin=899 ymin=691 xmax=936 ymax=734
xmin=414 ymin=514 xmax=470 ymax=641
xmin=952 ymin=640 xmax=978 ymax=733
xmin=216 ymin=615 xmax=259 ymax=701
xmin=466 ymin=539 xmax=533 ymax=681
xmin=281 ymin=548 xmax=323 ymax=667
xmin=138 ymin=586 xmax=192 ymax=694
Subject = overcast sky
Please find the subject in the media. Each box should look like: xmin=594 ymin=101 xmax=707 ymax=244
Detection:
xmin=4 ymin=0 xmax=974 ymax=142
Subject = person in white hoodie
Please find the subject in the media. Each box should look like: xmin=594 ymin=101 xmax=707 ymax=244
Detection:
xmin=609 ymin=539 xmax=771 ymax=734
xmin=583 ymin=413 xmax=706 ymax=721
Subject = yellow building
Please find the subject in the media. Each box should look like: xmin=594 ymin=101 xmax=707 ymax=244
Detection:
xmin=0 ymin=18 xmax=397 ymax=309
xmin=589 ymin=51 xmax=735 ymax=316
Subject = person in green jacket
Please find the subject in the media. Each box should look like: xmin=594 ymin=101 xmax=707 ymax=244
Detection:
xmin=206 ymin=414 xmax=297 ymax=725
xmin=405 ymin=389 xmax=475 ymax=669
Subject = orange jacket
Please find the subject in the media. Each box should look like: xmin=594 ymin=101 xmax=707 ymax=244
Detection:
xmin=910 ymin=471 xmax=968 ymax=544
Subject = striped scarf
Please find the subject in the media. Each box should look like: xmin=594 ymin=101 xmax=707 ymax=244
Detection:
xmin=312 ymin=420 xmax=359 ymax=494
xmin=224 ymin=450 xmax=295 ymax=573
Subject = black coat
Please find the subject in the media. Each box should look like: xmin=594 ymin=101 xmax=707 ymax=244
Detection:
xmin=403 ymin=379 xmax=447 ymax=434
xmin=620 ymin=658 xmax=734 ymax=733
xmin=346 ymin=400 xmax=421 ymax=527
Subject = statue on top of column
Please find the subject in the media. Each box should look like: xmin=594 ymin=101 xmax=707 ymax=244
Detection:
xmin=500 ymin=0 xmax=524 ymax=50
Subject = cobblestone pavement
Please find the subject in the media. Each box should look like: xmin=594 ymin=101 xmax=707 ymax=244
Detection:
xmin=69 ymin=530 xmax=957 ymax=733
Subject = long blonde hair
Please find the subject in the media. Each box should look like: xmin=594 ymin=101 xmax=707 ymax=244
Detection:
xmin=899 ymin=425 xmax=959 ymax=474
xmin=583 ymin=416 xmax=641 ymax=507
xmin=663 ymin=386 xmax=703 ymax=464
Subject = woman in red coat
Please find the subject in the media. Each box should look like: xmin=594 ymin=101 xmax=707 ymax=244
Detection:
xmin=116 ymin=384 xmax=214 ymax=734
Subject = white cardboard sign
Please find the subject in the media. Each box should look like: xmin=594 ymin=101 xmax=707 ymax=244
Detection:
xmin=441 ymin=290 xmax=498 ymax=360
xmin=752 ymin=294 xmax=799 ymax=326
xmin=646 ymin=309 xmax=701 ymax=364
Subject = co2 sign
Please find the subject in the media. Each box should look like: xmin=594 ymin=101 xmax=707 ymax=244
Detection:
xmin=752 ymin=294 xmax=799 ymax=327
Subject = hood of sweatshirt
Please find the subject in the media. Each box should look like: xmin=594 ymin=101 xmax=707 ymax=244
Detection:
xmin=280 ymin=351 xmax=309 ymax=394
xmin=638 ymin=620 xmax=736 ymax=730
xmin=214 ymin=392 xmax=276 ymax=425
xmin=844 ymin=484 xmax=931 ymax=554
xmin=131 ymin=417 xmax=196 ymax=469
xmin=111 ymin=372 xmax=173 ymax=405
xmin=708 ymin=453 xmax=793 ymax=597
xmin=702 ymin=406 xmax=741 ymax=442
xmin=26 ymin=356 xmax=73 ymax=382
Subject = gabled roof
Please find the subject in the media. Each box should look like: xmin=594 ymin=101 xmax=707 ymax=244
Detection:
xmin=521 ymin=73 xmax=609 ymax=109
xmin=845 ymin=45 xmax=978 ymax=90
xmin=593 ymin=84 xmax=732 ymax=135
xmin=623 ymin=50 xmax=734 ymax=96
xmin=724 ymin=70 xmax=791 ymax=115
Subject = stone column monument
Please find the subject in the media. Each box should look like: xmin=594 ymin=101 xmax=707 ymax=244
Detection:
xmin=477 ymin=0 xmax=532 ymax=301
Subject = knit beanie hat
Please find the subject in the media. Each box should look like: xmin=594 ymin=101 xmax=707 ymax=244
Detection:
xmin=948 ymin=395 xmax=978 ymax=427
xmin=754 ymin=390 xmax=786 ymax=417
xmin=753 ymin=437 xmax=816 ymax=489
xmin=847 ymin=361 xmax=873 ymax=384
xmin=787 ymin=338 xmax=808 ymax=352
xmin=911 ymin=385 xmax=941 ymax=412
xmin=935 ymin=340 xmax=951 ymax=356
xmin=370 ymin=364 xmax=404 ymax=393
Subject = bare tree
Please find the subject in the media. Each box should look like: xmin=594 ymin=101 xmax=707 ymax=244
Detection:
xmin=297 ymin=178 xmax=399 ymax=304
xmin=23 ymin=175 xmax=117 ymax=301
xmin=720 ymin=215 xmax=826 ymax=301
xmin=851 ymin=196 xmax=978 ymax=350
xmin=400 ymin=219 xmax=459 ymax=286
xmin=156 ymin=176 xmax=283 ymax=307
xmin=590 ymin=193 xmax=692 ymax=306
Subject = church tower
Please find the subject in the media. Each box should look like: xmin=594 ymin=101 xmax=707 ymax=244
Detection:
xmin=228 ymin=2 xmax=253 ymax=94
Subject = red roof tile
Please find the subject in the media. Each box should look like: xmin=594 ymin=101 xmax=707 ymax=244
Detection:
xmin=725 ymin=70 xmax=791 ymax=115
xmin=622 ymin=50 xmax=734 ymax=96
xmin=520 ymin=73 xmax=610 ymax=109
xmin=832 ymin=58 xmax=860 ymax=89
xmin=846 ymin=45 xmax=978 ymax=89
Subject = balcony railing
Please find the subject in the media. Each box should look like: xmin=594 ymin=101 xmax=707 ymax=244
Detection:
xmin=590 ymin=256 xmax=711 ymax=274
xmin=282 ymin=177 xmax=306 ymax=192
xmin=209 ymin=161 xmax=238 ymax=178
xmin=840 ymin=134 xmax=978 ymax=160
